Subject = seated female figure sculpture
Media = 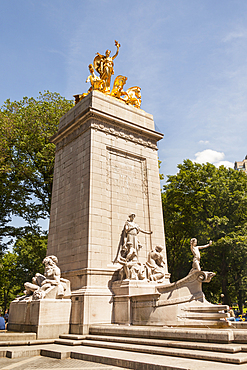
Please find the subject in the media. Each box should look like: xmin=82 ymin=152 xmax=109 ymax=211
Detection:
xmin=146 ymin=245 xmax=166 ymax=283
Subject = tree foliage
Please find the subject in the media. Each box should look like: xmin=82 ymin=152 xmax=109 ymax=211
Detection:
xmin=162 ymin=160 xmax=247 ymax=308
xmin=0 ymin=252 xmax=19 ymax=313
xmin=0 ymin=234 xmax=47 ymax=312
xmin=0 ymin=91 xmax=73 ymax=311
xmin=0 ymin=91 xmax=73 ymax=253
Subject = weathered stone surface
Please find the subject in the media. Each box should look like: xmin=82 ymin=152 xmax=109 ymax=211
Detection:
xmin=48 ymin=91 xmax=167 ymax=286
xmin=47 ymin=90 xmax=168 ymax=333
xmin=112 ymin=271 xmax=229 ymax=327
xmin=8 ymin=299 xmax=71 ymax=339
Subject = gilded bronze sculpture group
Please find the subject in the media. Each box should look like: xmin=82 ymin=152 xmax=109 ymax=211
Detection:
xmin=74 ymin=41 xmax=141 ymax=109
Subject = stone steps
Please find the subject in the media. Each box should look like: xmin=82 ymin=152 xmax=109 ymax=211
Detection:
xmin=1 ymin=345 xmax=43 ymax=359
xmin=55 ymin=334 xmax=87 ymax=346
xmin=54 ymin=338 xmax=85 ymax=346
xmin=0 ymin=338 xmax=54 ymax=347
xmin=0 ymin=332 xmax=36 ymax=341
xmin=4 ymin=344 xmax=247 ymax=370
xmin=0 ymin=332 xmax=54 ymax=347
xmin=89 ymin=324 xmax=247 ymax=343
xmin=54 ymin=328 xmax=247 ymax=365
xmin=85 ymin=334 xmax=247 ymax=353
xmin=80 ymin=325 xmax=247 ymax=365
xmin=69 ymin=345 xmax=247 ymax=370
xmin=78 ymin=338 xmax=247 ymax=365
xmin=2 ymin=341 xmax=247 ymax=369
xmin=3 ymin=326 xmax=247 ymax=369
xmin=54 ymin=333 xmax=247 ymax=353
xmin=60 ymin=334 xmax=86 ymax=340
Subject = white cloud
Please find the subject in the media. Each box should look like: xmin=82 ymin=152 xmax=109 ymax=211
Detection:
xmin=223 ymin=31 xmax=246 ymax=42
xmin=223 ymin=29 xmax=247 ymax=42
xmin=193 ymin=149 xmax=234 ymax=168
xmin=199 ymin=140 xmax=209 ymax=145
xmin=215 ymin=160 xmax=234 ymax=169
xmin=194 ymin=149 xmax=224 ymax=163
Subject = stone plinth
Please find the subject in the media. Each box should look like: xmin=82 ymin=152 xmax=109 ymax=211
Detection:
xmin=47 ymin=90 xmax=169 ymax=333
xmin=111 ymin=271 xmax=230 ymax=328
xmin=111 ymin=280 xmax=158 ymax=325
xmin=8 ymin=299 xmax=71 ymax=339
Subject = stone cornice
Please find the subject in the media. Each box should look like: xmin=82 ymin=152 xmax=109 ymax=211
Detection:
xmin=51 ymin=108 xmax=162 ymax=151
xmin=50 ymin=105 xmax=163 ymax=147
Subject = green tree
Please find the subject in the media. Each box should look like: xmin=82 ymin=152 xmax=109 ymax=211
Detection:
xmin=162 ymin=160 xmax=247 ymax=308
xmin=13 ymin=233 xmax=47 ymax=284
xmin=0 ymin=91 xmax=73 ymax=307
xmin=0 ymin=252 xmax=20 ymax=312
xmin=0 ymin=91 xmax=73 ymax=253
xmin=0 ymin=233 xmax=47 ymax=312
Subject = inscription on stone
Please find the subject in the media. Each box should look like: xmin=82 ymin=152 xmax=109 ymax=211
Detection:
xmin=107 ymin=147 xmax=151 ymax=261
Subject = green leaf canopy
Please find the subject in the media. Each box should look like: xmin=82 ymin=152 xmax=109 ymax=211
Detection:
xmin=0 ymin=91 xmax=73 ymax=252
xmin=162 ymin=159 xmax=247 ymax=307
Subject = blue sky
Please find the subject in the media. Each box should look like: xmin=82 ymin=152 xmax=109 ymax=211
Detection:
xmin=1 ymin=0 xmax=247 ymax=180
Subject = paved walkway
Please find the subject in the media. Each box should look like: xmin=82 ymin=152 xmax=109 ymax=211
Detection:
xmin=0 ymin=356 xmax=128 ymax=370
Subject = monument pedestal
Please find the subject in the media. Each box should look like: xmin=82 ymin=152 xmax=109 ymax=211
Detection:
xmin=69 ymin=267 xmax=116 ymax=334
xmin=8 ymin=299 xmax=71 ymax=339
xmin=111 ymin=271 xmax=230 ymax=328
xmin=48 ymin=90 xmax=169 ymax=333
xmin=111 ymin=280 xmax=159 ymax=325
xmin=70 ymin=286 xmax=112 ymax=334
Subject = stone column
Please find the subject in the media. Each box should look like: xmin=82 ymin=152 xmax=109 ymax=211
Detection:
xmin=47 ymin=90 xmax=169 ymax=333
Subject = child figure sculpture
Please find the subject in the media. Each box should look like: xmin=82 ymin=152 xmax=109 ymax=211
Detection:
xmin=189 ymin=238 xmax=212 ymax=274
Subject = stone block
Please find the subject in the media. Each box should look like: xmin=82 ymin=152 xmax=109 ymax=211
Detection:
xmin=112 ymin=272 xmax=229 ymax=328
xmin=8 ymin=299 xmax=71 ymax=339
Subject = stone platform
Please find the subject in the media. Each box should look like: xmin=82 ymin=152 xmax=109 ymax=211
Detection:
xmin=8 ymin=299 xmax=71 ymax=339
xmin=112 ymin=271 xmax=229 ymax=328
xmin=2 ymin=325 xmax=247 ymax=369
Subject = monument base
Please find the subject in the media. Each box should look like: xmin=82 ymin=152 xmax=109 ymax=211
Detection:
xmin=111 ymin=271 xmax=230 ymax=328
xmin=8 ymin=299 xmax=71 ymax=339
xmin=70 ymin=286 xmax=113 ymax=335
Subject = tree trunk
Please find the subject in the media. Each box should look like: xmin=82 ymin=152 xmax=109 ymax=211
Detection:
xmin=221 ymin=254 xmax=230 ymax=305
xmin=238 ymin=289 xmax=243 ymax=315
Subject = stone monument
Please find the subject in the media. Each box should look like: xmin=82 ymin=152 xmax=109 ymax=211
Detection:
xmin=8 ymin=256 xmax=71 ymax=339
xmin=46 ymin=41 xmax=229 ymax=333
xmin=9 ymin=41 xmax=228 ymax=337
xmin=47 ymin=41 xmax=170 ymax=334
